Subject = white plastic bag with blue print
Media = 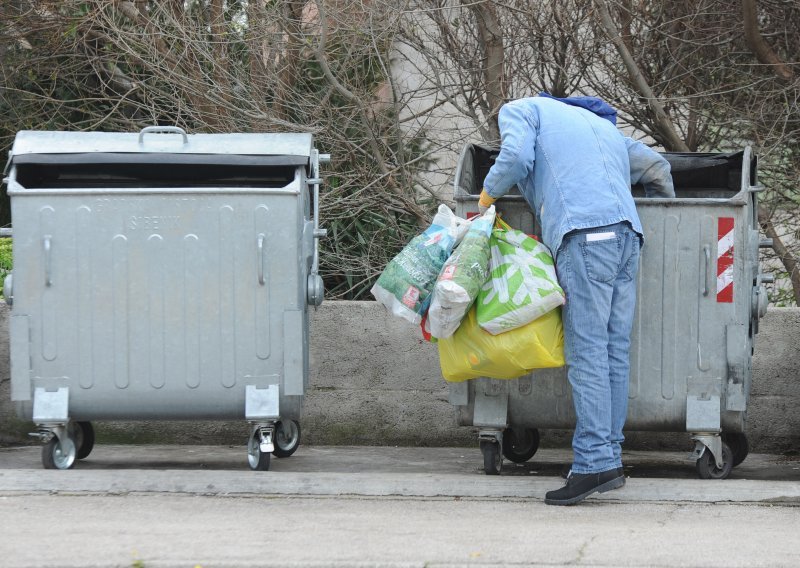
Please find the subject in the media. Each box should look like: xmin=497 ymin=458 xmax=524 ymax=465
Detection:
xmin=427 ymin=206 xmax=496 ymax=339
xmin=371 ymin=204 xmax=468 ymax=325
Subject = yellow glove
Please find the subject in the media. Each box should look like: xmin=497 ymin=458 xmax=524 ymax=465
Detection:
xmin=478 ymin=189 xmax=496 ymax=214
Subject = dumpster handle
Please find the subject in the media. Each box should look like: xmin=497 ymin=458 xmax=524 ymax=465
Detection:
xmin=257 ymin=234 xmax=266 ymax=285
xmin=43 ymin=235 xmax=52 ymax=287
xmin=138 ymin=126 xmax=189 ymax=145
xmin=309 ymin=150 xmax=327 ymax=274
xmin=702 ymin=245 xmax=710 ymax=296
xmin=305 ymin=150 xmax=327 ymax=306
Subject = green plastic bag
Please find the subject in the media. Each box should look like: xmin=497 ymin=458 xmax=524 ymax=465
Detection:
xmin=476 ymin=218 xmax=565 ymax=335
xmin=371 ymin=205 xmax=467 ymax=325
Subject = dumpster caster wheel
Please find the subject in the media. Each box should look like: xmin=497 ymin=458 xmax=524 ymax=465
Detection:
xmin=722 ymin=433 xmax=749 ymax=467
xmin=695 ymin=442 xmax=733 ymax=480
xmin=480 ymin=440 xmax=502 ymax=475
xmin=502 ymin=427 xmax=540 ymax=464
xmin=273 ymin=420 xmax=301 ymax=458
xmin=247 ymin=431 xmax=272 ymax=471
xmin=71 ymin=421 xmax=95 ymax=460
xmin=42 ymin=436 xmax=76 ymax=470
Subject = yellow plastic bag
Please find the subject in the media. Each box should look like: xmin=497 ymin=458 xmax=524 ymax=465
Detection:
xmin=437 ymin=304 xmax=565 ymax=382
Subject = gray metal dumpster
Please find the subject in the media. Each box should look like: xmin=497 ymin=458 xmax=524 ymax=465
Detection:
xmin=2 ymin=127 xmax=328 ymax=470
xmin=451 ymin=143 xmax=772 ymax=479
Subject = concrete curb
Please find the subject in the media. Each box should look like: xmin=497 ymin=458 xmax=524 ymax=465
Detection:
xmin=2 ymin=445 xmax=799 ymax=505
xmin=2 ymin=469 xmax=800 ymax=504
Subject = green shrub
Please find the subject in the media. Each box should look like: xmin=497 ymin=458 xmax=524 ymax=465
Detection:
xmin=0 ymin=238 xmax=11 ymax=297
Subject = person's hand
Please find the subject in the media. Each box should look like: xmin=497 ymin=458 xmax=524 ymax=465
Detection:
xmin=478 ymin=188 xmax=496 ymax=214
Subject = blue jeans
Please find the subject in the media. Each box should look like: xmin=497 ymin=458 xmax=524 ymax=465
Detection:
xmin=556 ymin=222 xmax=640 ymax=474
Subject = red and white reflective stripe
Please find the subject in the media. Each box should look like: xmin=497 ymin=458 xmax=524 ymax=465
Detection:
xmin=717 ymin=217 xmax=735 ymax=303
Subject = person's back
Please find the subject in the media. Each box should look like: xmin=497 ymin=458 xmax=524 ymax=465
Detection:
xmin=482 ymin=96 xmax=671 ymax=256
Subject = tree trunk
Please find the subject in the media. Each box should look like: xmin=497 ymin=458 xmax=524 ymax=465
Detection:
xmin=742 ymin=0 xmax=793 ymax=81
xmin=276 ymin=1 xmax=305 ymax=123
xmin=469 ymin=1 xmax=506 ymax=140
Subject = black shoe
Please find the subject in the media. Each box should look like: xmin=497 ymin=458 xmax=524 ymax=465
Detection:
xmin=545 ymin=468 xmax=625 ymax=506
xmin=561 ymin=465 xmax=625 ymax=482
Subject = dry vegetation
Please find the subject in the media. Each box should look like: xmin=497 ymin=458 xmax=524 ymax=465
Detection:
xmin=1 ymin=1 xmax=797 ymax=301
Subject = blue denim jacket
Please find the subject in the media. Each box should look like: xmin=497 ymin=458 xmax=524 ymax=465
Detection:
xmin=483 ymin=96 xmax=675 ymax=256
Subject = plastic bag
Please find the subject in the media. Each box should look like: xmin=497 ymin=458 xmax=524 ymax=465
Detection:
xmin=437 ymin=304 xmax=564 ymax=382
xmin=476 ymin=218 xmax=565 ymax=335
xmin=427 ymin=206 xmax=495 ymax=339
xmin=371 ymin=204 xmax=467 ymax=325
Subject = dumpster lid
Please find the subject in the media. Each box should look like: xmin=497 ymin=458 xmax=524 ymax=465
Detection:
xmin=454 ymin=143 xmax=749 ymax=197
xmin=7 ymin=130 xmax=315 ymax=168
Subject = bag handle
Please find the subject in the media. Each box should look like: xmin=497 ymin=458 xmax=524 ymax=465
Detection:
xmin=493 ymin=215 xmax=540 ymax=242
xmin=494 ymin=216 xmax=512 ymax=232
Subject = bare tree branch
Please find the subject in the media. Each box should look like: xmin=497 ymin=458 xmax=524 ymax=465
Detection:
xmin=760 ymin=208 xmax=800 ymax=304
xmin=593 ymin=0 xmax=690 ymax=151
xmin=3 ymin=0 xmax=799 ymax=301
xmin=311 ymin=0 xmax=427 ymax=225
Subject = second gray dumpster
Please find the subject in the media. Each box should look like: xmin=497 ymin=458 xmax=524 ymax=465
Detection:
xmin=3 ymin=127 xmax=328 ymax=471
xmin=451 ymin=144 xmax=771 ymax=479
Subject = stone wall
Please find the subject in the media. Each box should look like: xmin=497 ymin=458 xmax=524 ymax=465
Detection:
xmin=2 ymin=302 xmax=798 ymax=453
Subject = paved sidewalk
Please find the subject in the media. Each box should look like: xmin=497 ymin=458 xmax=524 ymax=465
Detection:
xmin=1 ymin=445 xmax=799 ymax=567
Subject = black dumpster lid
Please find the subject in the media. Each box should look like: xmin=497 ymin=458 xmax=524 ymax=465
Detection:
xmin=458 ymin=144 xmax=747 ymax=192
xmin=661 ymin=151 xmax=745 ymax=190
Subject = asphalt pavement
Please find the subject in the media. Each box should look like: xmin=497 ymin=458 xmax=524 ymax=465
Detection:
xmin=1 ymin=444 xmax=799 ymax=567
